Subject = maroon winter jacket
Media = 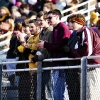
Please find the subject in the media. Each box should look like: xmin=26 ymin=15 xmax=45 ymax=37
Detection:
xmin=71 ymin=26 xmax=100 ymax=64
xmin=44 ymin=22 xmax=71 ymax=66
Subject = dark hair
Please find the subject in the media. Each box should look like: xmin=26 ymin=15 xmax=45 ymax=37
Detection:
xmin=28 ymin=11 xmax=37 ymax=18
xmin=67 ymin=14 xmax=76 ymax=22
xmin=21 ymin=13 xmax=28 ymax=17
xmin=20 ymin=3 xmax=29 ymax=9
xmin=29 ymin=19 xmax=38 ymax=26
xmin=37 ymin=11 xmax=48 ymax=20
xmin=22 ymin=20 xmax=29 ymax=27
xmin=48 ymin=9 xmax=62 ymax=19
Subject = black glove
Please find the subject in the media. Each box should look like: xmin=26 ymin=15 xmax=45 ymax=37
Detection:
xmin=31 ymin=54 xmax=44 ymax=63
xmin=63 ymin=46 xmax=70 ymax=53
xmin=31 ymin=50 xmax=37 ymax=55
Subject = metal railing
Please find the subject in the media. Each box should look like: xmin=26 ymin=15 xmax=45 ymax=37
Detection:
xmin=1 ymin=55 xmax=100 ymax=100
xmin=61 ymin=0 xmax=96 ymax=26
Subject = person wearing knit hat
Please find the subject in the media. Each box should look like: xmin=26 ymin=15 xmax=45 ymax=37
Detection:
xmin=14 ymin=17 xmax=24 ymax=23
xmin=63 ymin=13 xmax=86 ymax=100
xmin=90 ymin=11 xmax=99 ymax=27
xmin=71 ymin=13 xmax=86 ymax=26
xmin=64 ymin=13 xmax=100 ymax=100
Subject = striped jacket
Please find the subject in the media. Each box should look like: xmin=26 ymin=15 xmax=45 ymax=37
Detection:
xmin=71 ymin=26 xmax=100 ymax=64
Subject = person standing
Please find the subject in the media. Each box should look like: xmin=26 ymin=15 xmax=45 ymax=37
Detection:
xmin=37 ymin=9 xmax=71 ymax=100
xmin=36 ymin=11 xmax=53 ymax=99
xmin=6 ymin=18 xmax=17 ymax=87
xmin=64 ymin=14 xmax=81 ymax=100
xmin=65 ymin=13 xmax=100 ymax=100
xmin=17 ymin=19 xmax=41 ymax=100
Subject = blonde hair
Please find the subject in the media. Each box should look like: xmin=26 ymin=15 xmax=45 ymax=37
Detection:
xmin=6 ymin=18 xmax=14 ymax=31
xmin=14 ymin=22 xmax=22 ymax=32
xmin=0 ymin=6 xmax=11 ymax=16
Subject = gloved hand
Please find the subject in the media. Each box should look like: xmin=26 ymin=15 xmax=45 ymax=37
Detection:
xmin=31 ymin=50 xmax=37 ymax=55
xmin=63 ymin=46 xmax=70 ymax=53
xmin=31 ymin=53 xmax=44 ymax=63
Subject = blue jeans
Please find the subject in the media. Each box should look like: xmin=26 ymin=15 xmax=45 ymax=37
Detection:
xmin=53 ymin=69 xmax=67 ymax=100
xmin=42 ymin=70 xmax=53 ymax=100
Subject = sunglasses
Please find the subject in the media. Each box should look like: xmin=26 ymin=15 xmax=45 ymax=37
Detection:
xmin=47 ymin=16 xmax=52 ymax=20
xmin=47 ymin=15 xmax=56 ymax=20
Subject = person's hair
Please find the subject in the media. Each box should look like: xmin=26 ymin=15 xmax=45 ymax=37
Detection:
xmin=6 ymin=18 xmax=14 ymax=31
xmin=37 ymin=11 xmax=48 ymax=20
xmin=0 ymin=6 xmax=11 ymax=16
xmin=48 ymin=9 xmax=62 ymax=19
xmin=14 ymin=22 xmax=22 ymax=32
xmin=21 ymin=13 xmax=28 ymax=17
xmin=28 ymin=11 xmax=37 ymax=18
xmin=12 ymin=11 xmax=21 ymax=18
xmin=44 ymin=3 xmax=51 ymax=9
xmin=70 ymin=0 xmax=80 ymax=5
xmin=29 ymin=19 xmax=38 ymax=27
xmin=20 ymin=3 xmax=29 ymax=9
xmin=67 ymin=14 xmax=76 ymax=22
xmin=22 ymin=20 xmax=29 ymax=27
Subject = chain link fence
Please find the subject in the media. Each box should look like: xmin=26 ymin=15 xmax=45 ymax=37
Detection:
xmin=1 ymin=56 xmax=100 ymax=100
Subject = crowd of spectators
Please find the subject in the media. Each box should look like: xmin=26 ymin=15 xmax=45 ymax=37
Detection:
xmin=0 ymin=0 xmax=100 ymax=100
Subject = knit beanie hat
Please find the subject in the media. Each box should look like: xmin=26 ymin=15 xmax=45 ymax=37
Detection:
xmin=14 ymin=17 xmax=24 ymax=23
xmin=15 ymin=2 xmax=22 ymax=7
xmin=71 ymin=17 xmax=85 ymax=25
xmin=90 ymin=11 xmax=98 ymax=24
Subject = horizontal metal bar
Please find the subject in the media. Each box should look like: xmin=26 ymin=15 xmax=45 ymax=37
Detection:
xmin=61 ymin=0 xmax=95 ymax=14
xmin=87 ymin=55 xmax=100 ymax=59
xmin=43 ymin=57 xmax=81 ymax=62
xmin=2 ymin=56 xmax=100 ymax=66
xmin=2 ymin=65 xmax=81 ymax=72
xmin=3 ymin=68 xmax=37 ymax=72
xmin=1 ymin=60 xmax=30 ymax=65
xmin=1 ymin=57 xmax=81 ymax=65
xmin=87 ymin=64 xmax=100 ymax=68
xmin=2 ymin=64 xmax=100 ymax=72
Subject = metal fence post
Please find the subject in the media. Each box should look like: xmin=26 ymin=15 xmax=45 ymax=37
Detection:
xmin=86 ymin=1 xmax=90 ymax=26
xmin=37 ymin=61 xmax=42 ymax=100
xmin=81 ymin=57 xmax=87 ymax=100
xmin=36 ymin=51 xmax=43 ymax=100
xmin=0 ymin=64 xmax=2 ymax=100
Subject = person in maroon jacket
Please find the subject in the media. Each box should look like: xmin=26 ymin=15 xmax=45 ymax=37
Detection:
xmin=37 ymin=9 xmax=71 ymax=100
xmin=66 ymin=13 xmax=100 ymax=100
